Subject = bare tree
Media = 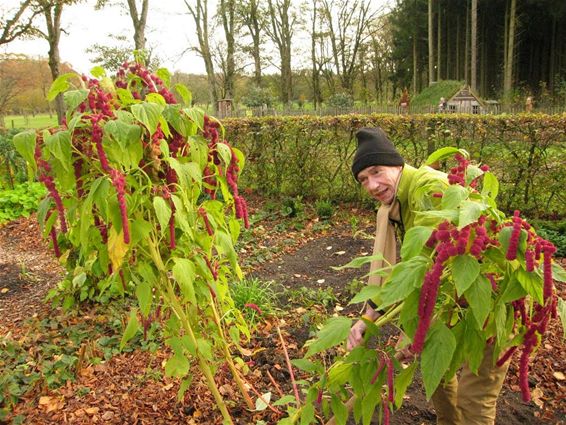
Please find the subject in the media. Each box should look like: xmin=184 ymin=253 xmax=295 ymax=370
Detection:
xmin=266 ymin=0 xmax=295 ymax=103
xmin=0 ymin=0 xmax=41 ymax=46
xmin=184 ymin=0 xmax=219 ymax=109
xmin=94 ymin=1 xmax=149 ymax=53
xmin=218 ymin=0 xmax=236 ymax=99
xmin=308 ymin=0 xmax=328 ymax=107
xmin=237 ymin=0 xmax=265 ymax=86
xmin=320 ymin=0 xmax=377 ymax=95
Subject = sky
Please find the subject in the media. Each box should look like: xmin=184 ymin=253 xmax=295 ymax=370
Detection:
xmin=1 ymin=0 xmax=391 ymax=76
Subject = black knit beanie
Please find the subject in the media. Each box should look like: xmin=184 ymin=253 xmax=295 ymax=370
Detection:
xmin=351 ymin=127 xmax=404 ymax=180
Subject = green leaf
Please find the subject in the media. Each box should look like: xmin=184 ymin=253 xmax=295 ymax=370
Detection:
xmin=421 ymin=322 xmax=457 ymax=399
xmin=120 ymin=309 xmax=140 ymax=350
xmin=184 ymin=107 xmax=205 ymax=130
xmin=196 ymin=338 xmax=213 ymax=361
xmin=481 ymin=171 xmax=499 ymax=199
xmin=135 ymin=279 xmax=152 ymax=318
xmin=349 ymin=285 xmax=381 ymax=305
xmin=465 ymin=165 xmax=483 ymax=186
xmin=174 ymin=83 xmax=192 ymax=105
xmin=131 ymin=102 xmax=164 ymax=134
xmin=394 ymin=361 xmax=417 ymax=408
xmin=273 ymin=395 xmax=296 ymax=407
xmin=300 ymin=403 xmax=315 ymax=425
xmin=177 ymin=377 xmax=193 ymax=401
xmin=332 ymin=253 xmax=384 ymax=270
xmin=425 ymin=147 xmax=461 ymax=165
xmin=116 ymin=88 xmax=135 ymax=105
xmin=415 ymin=209 xmax=459 ymax=223
xmin=291 ymin=359 xmax=324 ymax=374
xmin=558 ymin=298 xmax=566 ymax=339
xmin=494 ymin=302 xmax=507 ymax=348
xmin=400 ymin=226 xmax=433 ymax=260
xmin=172 ymin=258 xmax=197 ymax=305
xmin=13 ymin=130 xmax=37 ymax=173
xmin=552 ymin=263 xmax=566 ymax=283
xmin=464 ymin=275 xmax=493 ymax=328
xmin=165 ymin=353 xmax=190 ymax=378
xmin=463 ymin=316 xmax=486 ymax=373
xmin=441 ymin=185 xmax=469 ymax=210
xmin=499 ymin=274 xmax=527 ymax=304
xmin=90 ymin=66 xmax=106 ymax=78
xmin=380 ymin=256 xmax=429 ymax=308
xmin=63 ymin=89 xmax=89 ymax=112
xmin=216 ymin=142 xmax=232 ymax=166
xmin=47 ymin=73 xmax=76 ymax=101
xmin=458 ymin=200 xmax=485 ymax=229
xmin=156 ymin=68 xmax=171 ymax=87
xmin=153 ymin=196 xmax=172 ymax=235
xmin=452 ymin=255 xmax=481 ymax=295
xmin=45 ymin=130 xmax=72 ymax=173
xmin=516 ymin=269 xmax=543 ymax=305
xmin=305 ymin=317 xmax=352 ymax=357
xmin=330 ymin=395 xmax=348 ymax=425
xmin=163 ymin=106 xmax=194 ymax=137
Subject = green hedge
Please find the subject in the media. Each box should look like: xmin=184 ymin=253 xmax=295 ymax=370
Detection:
xmin=224 ymin=114 xmax=566 ymax=218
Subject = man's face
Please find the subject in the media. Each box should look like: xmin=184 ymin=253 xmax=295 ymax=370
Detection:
xmin=357 ymin=165 xmax=402 ymax=205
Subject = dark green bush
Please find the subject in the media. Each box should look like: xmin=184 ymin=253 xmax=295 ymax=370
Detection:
xmin=0 ymin=182 xmax=47 ymax=224
xmin=224 ymin=114 xmax=566 ymax=218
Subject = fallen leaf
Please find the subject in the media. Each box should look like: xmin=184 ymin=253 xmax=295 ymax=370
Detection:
xmin=293 ymin=274 xmax=301 ymax=278
xmin=101 ymin=411 xmax=114 ymax=421
xmin=326 ymin=246 xmax=333 ymax=250
xmin=317 ymin=279 xmax=325 ymax=284
xmin=531 ymin=388 xmax=544 ymax=408
xmin=85 ymin=407 xmax=100 ymax=415
xmin=1 ymin=288 xmax=8 ymax=294
xmin=335 ymin=250 xmax=346 ymax=255
xmin=255 ymin=392 xmax=272 ymax=411
xmin=553 ymin=371 xmax=565 ymax=381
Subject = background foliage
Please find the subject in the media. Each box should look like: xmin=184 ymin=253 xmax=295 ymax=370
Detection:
xmin=225 ymin=114 xmax=566 ymax=218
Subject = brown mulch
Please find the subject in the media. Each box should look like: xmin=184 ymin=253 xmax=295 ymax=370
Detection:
xmin=1 ymin=204 xmax=565 ymax=424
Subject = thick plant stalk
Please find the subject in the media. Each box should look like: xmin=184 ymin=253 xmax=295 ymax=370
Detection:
xmin=149 ymin=241 xmax=234 ymax=424
xmin=207 ymin=294 xmax=255 ymax=410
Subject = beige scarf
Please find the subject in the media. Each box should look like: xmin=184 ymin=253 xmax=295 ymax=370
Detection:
xmin=368 ymin=200 xmax=401 ymax=287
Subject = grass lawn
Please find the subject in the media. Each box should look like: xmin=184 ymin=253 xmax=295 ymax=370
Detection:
xmin=4 ymin=114 xmax=58 ymax=129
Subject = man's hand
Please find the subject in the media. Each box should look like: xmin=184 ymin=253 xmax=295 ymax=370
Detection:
xmin=347 ymin=319 xmax=367 ymax=350
xmin=346 ymin=306 xmax=380 ymax=351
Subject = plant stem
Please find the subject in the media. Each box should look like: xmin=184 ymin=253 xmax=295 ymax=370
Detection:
xmin=149 ymin=238 xmax=234 ymax=424
xmin=277 ymin=325 xmax=301 ymax=407
xmin=207 ymin=294 xmax=255 ymax=410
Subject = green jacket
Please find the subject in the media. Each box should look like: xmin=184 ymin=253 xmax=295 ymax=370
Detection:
xmin=394 ymin=164 xmax=448 ymax=238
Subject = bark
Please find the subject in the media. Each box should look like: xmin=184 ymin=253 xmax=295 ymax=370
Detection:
xmin=241 ymin=0 xmax=263 ymax=86
xmin=266 ymin=0 xmax=294 ymax=103
xmin=436 ymin=0 xmax=441 ymax=81
xmin=219 ymin=0 xmax=236 ymax=99
xmin=310 ymin=0 xmax=323 ymax=107
xmin=0 ymin=0 xmax=40 ymax=46
xmin=503 ymin=0 xmax=516 ymax=100
xmin=428 ymin=0 xmax=434 ymax=85
xmin=42 ymin=0 xmax=65 ymax=124
xmin=320 ymin=0 xmax=375 ymax=94
xmin=471 ymin=0 xmax=477 ymax=91
xmin=185 ymin=0 xmax=218 ymax=109
xmin=126 ymin=0 xmax=149 ymax=51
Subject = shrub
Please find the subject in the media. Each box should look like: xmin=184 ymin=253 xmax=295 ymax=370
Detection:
xmin=315 ymin=199 xmax=334 ymax=220
xmin=229 ymin=278 xmax=277 ymax=325
xmin=327 ymin=92 xmax=354 ymax=108
xmin=0 ymin=182 xmax=46 ymax=224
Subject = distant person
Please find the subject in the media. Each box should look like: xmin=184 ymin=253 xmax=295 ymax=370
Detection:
xmin=525 ymin=96 xmax=533 ymax=113
xmin=399 ymin=88 xmax=410 ymax=114
xmin=438 ymin=97 xmax=447 ymax=113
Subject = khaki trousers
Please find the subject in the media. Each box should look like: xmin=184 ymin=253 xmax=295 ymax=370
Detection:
xmin=431 ymin=344 xmax=510 ymax=425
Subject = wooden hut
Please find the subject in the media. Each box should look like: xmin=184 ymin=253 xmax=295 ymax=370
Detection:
xmin=446 ymin=86 xmax=485 ymax=114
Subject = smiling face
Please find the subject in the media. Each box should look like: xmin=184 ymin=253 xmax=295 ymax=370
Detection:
xmin=357 ymin=165 xmax=403 ymax=205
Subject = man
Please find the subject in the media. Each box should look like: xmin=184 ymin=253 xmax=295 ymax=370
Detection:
xmin=347 ymin=127 xmax=509 ymax=425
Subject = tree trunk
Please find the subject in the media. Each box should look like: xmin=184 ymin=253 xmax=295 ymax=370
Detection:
xmin=436 ymin=0 xmax=441 ymax=81
xmin=43 ymin=1 xmax=64 ymax=124
xmin=126 ymin=0 xmax=149 ymax=51
xmin=470 ymin=0 xmax=477 ymax=91
xmin=310 ymin=0 xmax=322 ymax=107
xmin=503 ymin=0 xmax=516 ymax=100
xmin=464 ymin=0 xmax=469 ymax=85
xmin=413 ymin=30 xmax=418 ymax=94
xmin=428 ymin=0 xmax=434 ymax=85
xmin=220 ymin=0 xmax=236 ymax=99
xmin=267 ymin=0 xmax=294 ymax=104
xmin=185 ymin=0 xmax=219 ymax=110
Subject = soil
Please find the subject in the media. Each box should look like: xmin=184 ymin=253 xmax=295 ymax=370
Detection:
xmin=1 ymin=210 xmax=565 ymax=424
